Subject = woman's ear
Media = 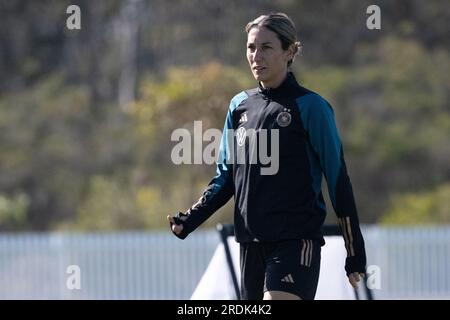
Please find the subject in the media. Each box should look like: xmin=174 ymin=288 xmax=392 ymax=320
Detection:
xmin=285 ymin=44 xmax=295 ymax=65
xmin=287 ymin=43 xmax=295 ymax=61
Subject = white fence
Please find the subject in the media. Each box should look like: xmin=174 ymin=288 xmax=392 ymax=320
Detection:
xmin=0 ymin=226 xmax=449 ymax=299
xmin=0 ymin=231 xmax=218 ymax=299
xmin=364 ymin=226 xmax=450 ymax=299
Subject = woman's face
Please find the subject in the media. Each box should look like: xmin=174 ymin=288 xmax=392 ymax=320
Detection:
xmin=247 ymin=27 xmax=293 ymax=88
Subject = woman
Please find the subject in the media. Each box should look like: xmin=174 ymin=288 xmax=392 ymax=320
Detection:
xmin=168 ymin=13 xmax=366 ymax=300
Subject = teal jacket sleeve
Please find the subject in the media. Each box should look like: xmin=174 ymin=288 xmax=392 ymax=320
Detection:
xmin=173 ymin=92 xmax=247 ymax=239
xmin=297 ymin=93 xmax=366 ymax=275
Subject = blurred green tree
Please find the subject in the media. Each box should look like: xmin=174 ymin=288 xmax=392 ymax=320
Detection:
xmin=381 ymin=184 xmax=450 ymax=224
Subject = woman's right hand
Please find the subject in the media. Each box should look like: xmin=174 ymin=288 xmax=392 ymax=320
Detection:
xmin=167 ymin=214 xmax=184 ymax=235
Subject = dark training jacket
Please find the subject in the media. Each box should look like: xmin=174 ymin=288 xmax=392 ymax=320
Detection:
xmin=174 ymin=72 xmax=366 ymax=275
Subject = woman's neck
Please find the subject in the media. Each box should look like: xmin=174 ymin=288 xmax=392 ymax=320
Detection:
xmin=260 ymin=72 xmax=288 ymax=89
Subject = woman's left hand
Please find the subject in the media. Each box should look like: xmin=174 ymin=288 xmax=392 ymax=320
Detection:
xmin=348 ymin=272 xmax=365 ymax=289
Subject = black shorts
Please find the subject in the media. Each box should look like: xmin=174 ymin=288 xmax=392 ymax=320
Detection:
xmin=240 ymin=239 xmax=321 ymax=300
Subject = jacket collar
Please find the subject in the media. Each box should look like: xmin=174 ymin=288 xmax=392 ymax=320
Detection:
xmin=258 ymin=72 xmax=299 ymax=98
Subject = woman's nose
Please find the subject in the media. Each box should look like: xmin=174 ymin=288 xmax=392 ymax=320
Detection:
xmin=254 ymin=49 xmax=263 ymax=62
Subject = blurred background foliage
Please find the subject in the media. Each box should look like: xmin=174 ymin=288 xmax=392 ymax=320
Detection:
xmin=0 ymin=0 xmax=448 ymax=231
